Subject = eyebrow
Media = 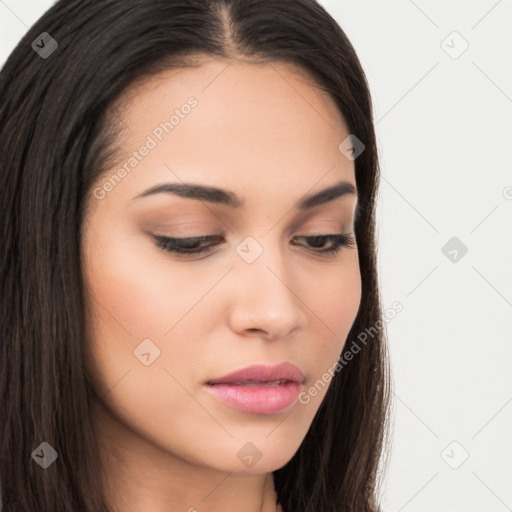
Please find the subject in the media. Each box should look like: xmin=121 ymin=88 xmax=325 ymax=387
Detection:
xmin=133 ymin=180 xmax=357 ymax=211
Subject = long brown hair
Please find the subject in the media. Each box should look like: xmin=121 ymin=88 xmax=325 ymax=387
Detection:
xmin=0 ymin=1 xmax=391 ymax=510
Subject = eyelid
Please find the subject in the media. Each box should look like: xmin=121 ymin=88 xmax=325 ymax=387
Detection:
xmin=151 ymin=231 xmax=356 ymax=259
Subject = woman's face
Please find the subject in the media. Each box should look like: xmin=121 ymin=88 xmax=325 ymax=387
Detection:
xmin=82 ymin=58 xmax=362 ymax=475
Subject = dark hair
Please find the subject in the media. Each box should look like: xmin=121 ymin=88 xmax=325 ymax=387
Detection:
xmin=0 ymin=0 xmax=391 ymax=510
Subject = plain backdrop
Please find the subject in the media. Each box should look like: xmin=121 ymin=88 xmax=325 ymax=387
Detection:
xmin=1 ymin=1 xmax=511 ymax=511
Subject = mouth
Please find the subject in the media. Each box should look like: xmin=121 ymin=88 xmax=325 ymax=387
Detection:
xmin=206 ymin=362 xmax=305 ymax=386
xmin=204 ymin=380 xmax=302 ymax=415
xmin=217 ymin=379 xmax=289 ymax=386
xmin=205 ymin=363 xmax=305 ymax=415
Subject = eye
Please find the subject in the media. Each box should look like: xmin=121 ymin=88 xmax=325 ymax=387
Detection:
xmin=151 ymin=233 xmax=356 ymax=258
xmin=292 ymin=233 xmax=356 ymax=256
xmin=152 ymin=234 xmax=222 ymax=257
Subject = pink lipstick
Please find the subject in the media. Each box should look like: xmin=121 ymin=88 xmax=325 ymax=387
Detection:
xmin=204 ymin=362 xmax=305 ymax=415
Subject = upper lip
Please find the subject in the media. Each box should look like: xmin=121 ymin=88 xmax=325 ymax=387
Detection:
xmin=207 ymin=362 xmax=305 ymax=385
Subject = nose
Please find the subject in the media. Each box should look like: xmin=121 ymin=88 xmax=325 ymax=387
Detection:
xmin=227 ymin=239 xmax=308 ymax=340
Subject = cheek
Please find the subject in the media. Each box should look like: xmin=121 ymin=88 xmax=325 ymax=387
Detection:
xmin=317 ymin=256 xmax=361 ymax=324
xmin=301 ymin=257 xmax=362 ymax=375
xmin=81 ymin=225 xmax=221 ymax=445
xmin=82 ymin=226 xmax=207 ymax=340
xmin=81 ymin=223 xmax=194 ymax=391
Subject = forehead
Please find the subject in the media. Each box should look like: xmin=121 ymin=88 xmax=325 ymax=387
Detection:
xmin=115 ymin=58 xmax=345 ymax=127
xmin=103 ymin=59 xmax=356 ymax=207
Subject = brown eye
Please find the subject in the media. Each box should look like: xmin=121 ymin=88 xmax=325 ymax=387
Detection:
xmin=291 ymin=234 xmax=356 ymax=255
xmin=152 ymin=235 xmax=223 ymax=256
xmin=152 ymin=233 xmax=356 ymax=259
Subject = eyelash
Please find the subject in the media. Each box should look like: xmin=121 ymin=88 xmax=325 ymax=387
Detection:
xmin=152 ymin=233 xmax=356 ymax=258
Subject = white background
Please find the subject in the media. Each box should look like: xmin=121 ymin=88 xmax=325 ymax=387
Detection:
xmin=1 ymin=1 xmax=511 ymax=511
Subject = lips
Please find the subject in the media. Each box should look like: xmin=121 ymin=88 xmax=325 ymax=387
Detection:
xmin=205 ymin=381 xmax=302 ymax=414
xmin=204 ymin=362 xmax=305 ymax=414
xmin=207 ymin=362 xmax=305 ymax=386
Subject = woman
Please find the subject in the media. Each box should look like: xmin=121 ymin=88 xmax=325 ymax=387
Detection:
xmin=0 ymin=1 xmax=391 ymax=510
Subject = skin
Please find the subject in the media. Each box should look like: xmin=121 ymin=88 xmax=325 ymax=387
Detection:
xmin=81 ymin=58 xmax=362 ymax=512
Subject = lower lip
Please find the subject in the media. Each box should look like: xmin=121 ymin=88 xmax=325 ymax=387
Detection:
xmin=204 ymin=381 xmax=301 ymax=415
